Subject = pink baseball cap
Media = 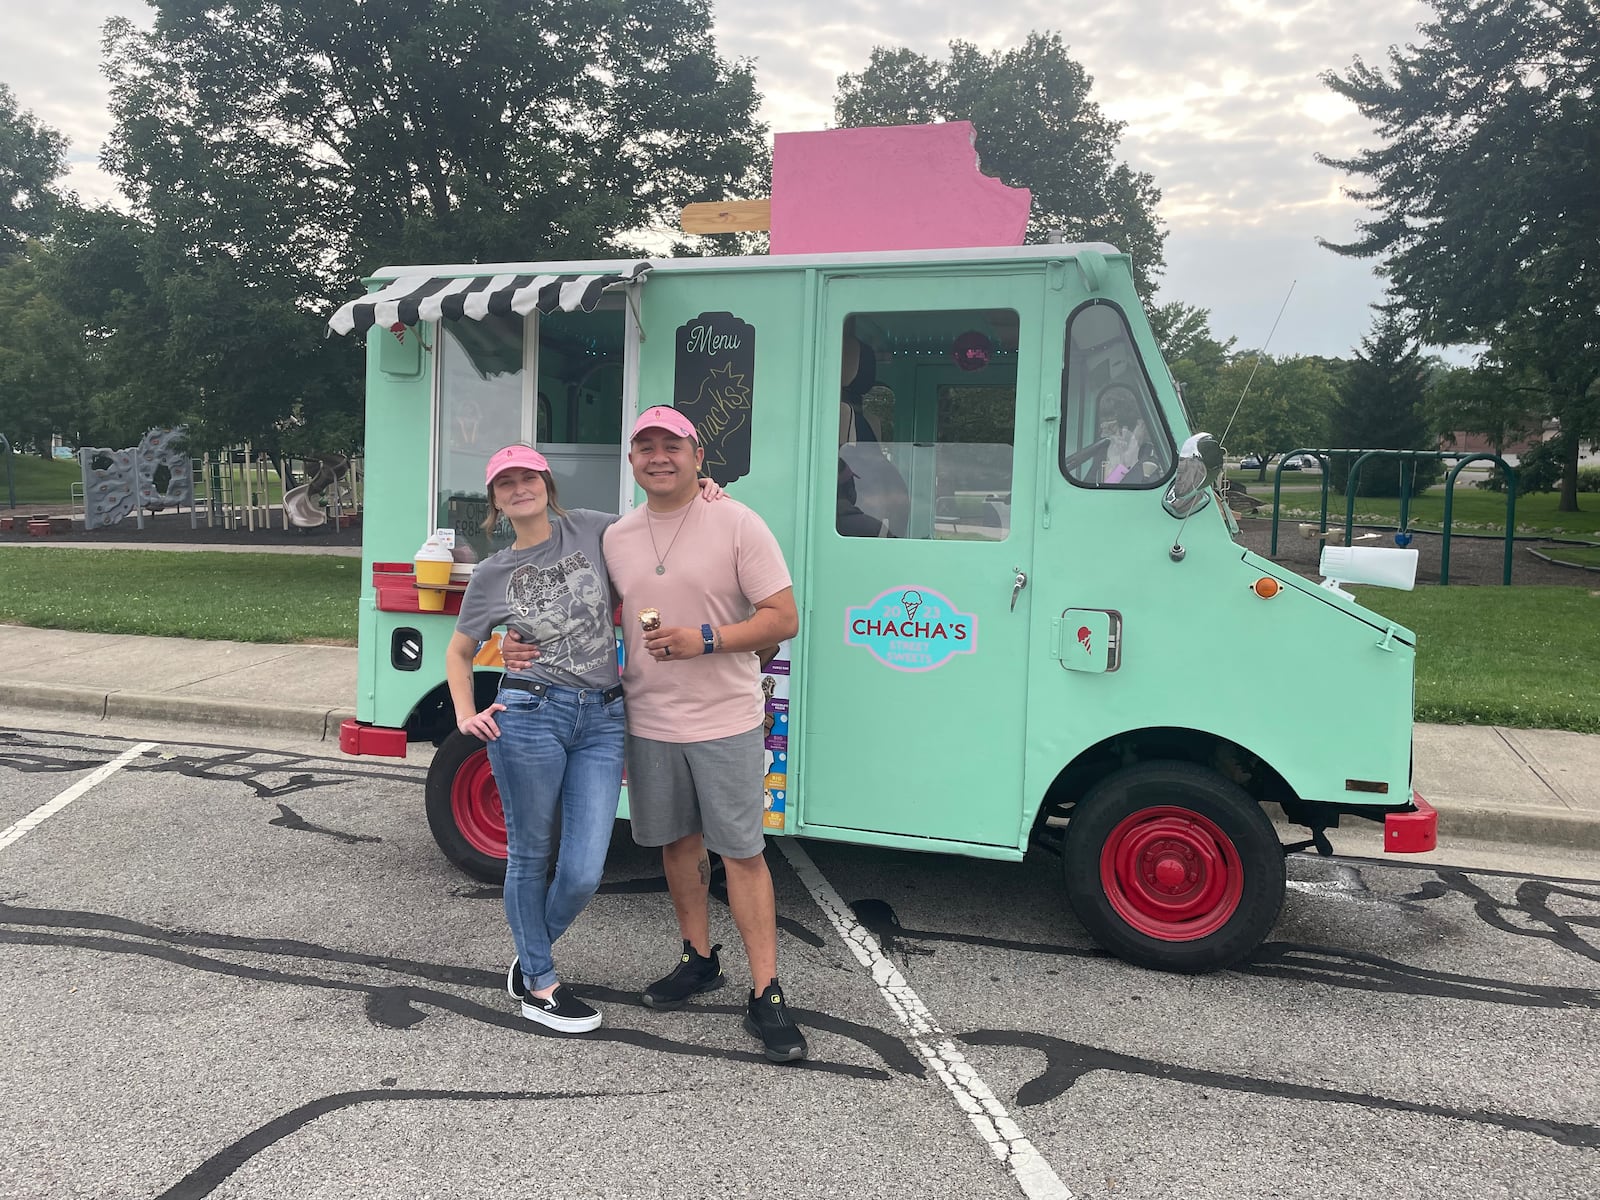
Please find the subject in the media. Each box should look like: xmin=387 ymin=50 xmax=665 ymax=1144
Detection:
xmin=484 ymin=444 xmax=550 ymax=487
xmin=630 ymin=405 xmax=698 ymax=442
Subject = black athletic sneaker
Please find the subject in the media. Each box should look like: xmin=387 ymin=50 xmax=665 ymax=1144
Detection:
xmin=642 ymin=941 xmax=725 ymax=1009
xmin=521 ymin=983 xmax=602 ymax=1033
xmin=744 ymin=981 xmax=807 ymax=1062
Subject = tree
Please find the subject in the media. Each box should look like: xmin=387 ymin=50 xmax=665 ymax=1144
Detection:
xmin=835 ymin=33 xmax=1166 ymax=292
xmin=1153 ymin=304 xmax=1236 ymax=435
xmin=97 ymin=0 xmax=771 ymax=450
xmin=1427 ymin=363 xmax=1547 ymax=459
xmin=0 ymin=250 xmax=99 ymax=456
xmin=1318 ymin=0 xmax=1600 ymax=510
xmin=0 ymin=83 xmax=67 ymax=262
xmin=1201 ymin=354 xmax=1336 ymax=481
xmin=1328 ymin=313 xmax=1441 ymax=497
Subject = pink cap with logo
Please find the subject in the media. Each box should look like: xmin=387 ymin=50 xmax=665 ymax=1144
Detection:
xmin=484 ymin=444 xmax=550 ymax=488
xmin=630 ymin=405 xmax=698 ymax=442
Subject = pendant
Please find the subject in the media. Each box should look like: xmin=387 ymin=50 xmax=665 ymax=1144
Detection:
xmin=655 ymin=564 xmax=665 ymax=575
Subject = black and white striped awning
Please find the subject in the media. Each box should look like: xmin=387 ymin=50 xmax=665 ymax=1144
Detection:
xmin=327 ymin=262 xmax=651 ymax=336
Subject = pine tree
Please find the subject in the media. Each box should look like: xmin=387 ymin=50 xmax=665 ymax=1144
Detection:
xmin=1329 ymin=313 xmax=1441 ymax=498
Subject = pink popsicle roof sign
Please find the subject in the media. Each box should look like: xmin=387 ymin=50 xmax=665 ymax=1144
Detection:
xmin=767 ymin=122 xmax=1031 ymax=255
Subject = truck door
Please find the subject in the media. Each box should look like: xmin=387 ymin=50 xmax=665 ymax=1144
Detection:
xmin=799 ymin=272 xmax=1041 ymax=850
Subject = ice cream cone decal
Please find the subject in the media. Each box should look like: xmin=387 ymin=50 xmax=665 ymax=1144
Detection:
xmin=901 ymin=589 xmax=922 ymax=620
xmin=1077 ymin=625 xmax=1092 ymax=654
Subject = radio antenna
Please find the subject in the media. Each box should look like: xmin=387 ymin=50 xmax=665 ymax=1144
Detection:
xmin=1219 ymin=280 xmax=1296 ymax=449
xmin=1169 ymin=280 xmax=1296 ymax=561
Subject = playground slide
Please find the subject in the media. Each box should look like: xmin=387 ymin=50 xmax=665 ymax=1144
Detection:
xmin=281 ymin=454 xmax=351 ymax=529
xmin=282 ymin=484 xmax=327 ymax=529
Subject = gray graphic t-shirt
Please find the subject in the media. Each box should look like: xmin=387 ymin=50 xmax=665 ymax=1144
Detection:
xmin=454 ymin=509 xmax=621 ymax=690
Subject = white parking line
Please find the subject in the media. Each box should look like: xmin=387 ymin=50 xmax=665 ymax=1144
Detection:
xmin=778 ymin=838 xmax=1073 ymax=1200
xmin=0 ymin=741 xmax=156 ymax=852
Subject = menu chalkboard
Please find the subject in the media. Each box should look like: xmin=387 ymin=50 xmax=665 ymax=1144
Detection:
xmin=673 ymin=311 xmax=755 ymax=485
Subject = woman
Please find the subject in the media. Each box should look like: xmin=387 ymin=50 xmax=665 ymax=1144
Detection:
xmin=447 ymin=443 xmax=716 ymax=1033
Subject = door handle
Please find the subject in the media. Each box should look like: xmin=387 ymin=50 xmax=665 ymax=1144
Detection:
xmin=1011 ymin=570 xmax=1028 ymax=611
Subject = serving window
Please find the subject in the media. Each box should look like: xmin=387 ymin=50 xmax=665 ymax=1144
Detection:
xmin=435 ymin=300 xmax=628 ymax=560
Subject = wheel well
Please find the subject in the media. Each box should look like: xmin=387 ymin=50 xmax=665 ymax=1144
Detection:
xmin=1032 ymin=726 xmax=1295 ymax=841
xmin=403 ymin=671 xmax=504 ymax=745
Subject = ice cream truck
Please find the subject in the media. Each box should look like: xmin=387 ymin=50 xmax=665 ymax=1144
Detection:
xmin=327 ymin=126 xmax=1434 ymax=973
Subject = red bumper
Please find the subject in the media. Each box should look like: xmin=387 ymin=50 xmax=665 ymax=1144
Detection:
xmin=1384 ymin=790 xmax=1437 ymax=853
xmin=339 ymin=719 xmax=409 ymax=758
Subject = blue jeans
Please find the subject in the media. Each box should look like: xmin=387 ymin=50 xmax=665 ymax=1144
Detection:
xmin=484 ymin=684 xmax=626 ymax=993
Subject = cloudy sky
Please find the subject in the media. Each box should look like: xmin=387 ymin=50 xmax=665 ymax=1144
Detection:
xmin=1 ymin=0 xmax=1441 ymax=359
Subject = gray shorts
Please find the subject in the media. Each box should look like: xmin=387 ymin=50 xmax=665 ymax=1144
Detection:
xmin=625 ymin=726 xmax=767 ymax=860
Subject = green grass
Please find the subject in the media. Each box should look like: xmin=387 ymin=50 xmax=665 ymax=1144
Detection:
xmin=0 ymin=548 xmax=359 ymax=643
xmin=2 ymin=456 xmax=80 ymax=506
xmin=1536 ymin=544 xmax=1600 ymax=569
xmin=1354 ymin=585 xmax=1600 ymax=732
xmin=1272 ymin=485 xmax=1600 ymax=539
xmin=3 ymin=548 xmax=1595 ymax=733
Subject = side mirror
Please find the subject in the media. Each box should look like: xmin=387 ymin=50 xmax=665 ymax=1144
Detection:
xmin=1163 ymin=433 xmax=1224 ymax=519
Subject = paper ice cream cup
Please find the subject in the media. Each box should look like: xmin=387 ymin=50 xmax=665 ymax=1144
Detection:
xmin=415 ymin=556 xmax=452 ymax=587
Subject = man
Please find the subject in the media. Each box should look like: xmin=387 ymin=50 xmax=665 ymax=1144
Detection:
xmin=504 ymin=405 xmax=805 ymax=1062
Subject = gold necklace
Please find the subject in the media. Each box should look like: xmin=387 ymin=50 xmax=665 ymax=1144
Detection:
xmin=646 ymin=502 xmax=693 ymax=575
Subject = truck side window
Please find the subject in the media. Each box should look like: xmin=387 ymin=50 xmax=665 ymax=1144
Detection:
xmin=838 ymin=310 xmax=1019 ymax=541
xmin=1060 ymin=302 xmax=1174 ymax=489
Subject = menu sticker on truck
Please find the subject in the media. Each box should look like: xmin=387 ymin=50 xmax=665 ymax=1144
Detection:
xmin=845 ymin=587 xmax=977 ymax=673
xmin=674 ymin=311 xmax=755 ymax=486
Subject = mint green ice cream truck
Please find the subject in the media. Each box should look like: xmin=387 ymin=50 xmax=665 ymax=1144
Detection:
xmin=328 ymin=242 xmax=1435 ymax=973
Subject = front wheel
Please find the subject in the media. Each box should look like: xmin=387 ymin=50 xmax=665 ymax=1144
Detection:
xmin=1064 ymin=761 xmax=1284 ymax=972
xmin=425 ymin=730 xmax=509 ymax=883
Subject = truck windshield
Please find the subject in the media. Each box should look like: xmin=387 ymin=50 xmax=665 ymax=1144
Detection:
xmin=1059 ymin=301 xmax=1174 ymax=489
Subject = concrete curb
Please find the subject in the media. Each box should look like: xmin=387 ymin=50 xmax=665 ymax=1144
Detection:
xmin=1422 ymin=802 xmax=1600 ymax=852
xmin=7 ymin=683 xmax=354 ymax=742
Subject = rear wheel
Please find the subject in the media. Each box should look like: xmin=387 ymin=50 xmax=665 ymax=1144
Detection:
xmin=425 ymin=731 xmax=508 ymax=883
xmin=1064 ymin=760 xmax=1284 ymax=972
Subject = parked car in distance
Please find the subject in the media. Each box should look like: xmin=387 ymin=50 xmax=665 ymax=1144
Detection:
xmin=1239 ymin=454 xmax=1263 ymax=469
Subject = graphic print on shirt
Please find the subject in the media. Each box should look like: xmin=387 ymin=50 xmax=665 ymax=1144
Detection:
xmin=504 ymin=552 xmax=614 ymax=679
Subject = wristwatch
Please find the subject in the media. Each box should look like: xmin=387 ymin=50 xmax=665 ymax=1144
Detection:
xmin=701 ymin=623 xmax=716 ymax=656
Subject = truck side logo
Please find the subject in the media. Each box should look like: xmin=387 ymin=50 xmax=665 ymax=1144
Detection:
xmin=845 ymin=587 xmax=977 ymax=673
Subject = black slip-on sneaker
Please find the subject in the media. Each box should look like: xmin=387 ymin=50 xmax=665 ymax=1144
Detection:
xmin=743 ymin=980 xmax=807 ymax=1062
xmin=521 ymin=983 xmax=602 ymax=1033
xmin=642 ymin=940 xmax=725 ymax=1009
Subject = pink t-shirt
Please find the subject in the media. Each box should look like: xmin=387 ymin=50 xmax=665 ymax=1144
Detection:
xmin=605 ymin=497 xmax=792 ymax=742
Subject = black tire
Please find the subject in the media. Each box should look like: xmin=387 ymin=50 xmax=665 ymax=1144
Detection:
xmin=424 ymin=730 xmax=508 ymax=884
xmin=1063 ymin=760 xmax=1284 ymax=972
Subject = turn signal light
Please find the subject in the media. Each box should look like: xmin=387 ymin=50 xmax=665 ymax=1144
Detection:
xmin=1252 ymin=577 xmax=1281 ymax=599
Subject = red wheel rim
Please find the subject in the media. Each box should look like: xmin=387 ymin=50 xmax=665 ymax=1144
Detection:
xmin=450 ymin=748 xmax=507 ymax=860
xmin=1099 ymin=805 xmax=1243 ymax=941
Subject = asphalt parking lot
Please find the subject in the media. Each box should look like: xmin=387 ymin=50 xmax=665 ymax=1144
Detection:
xmin=2 ymin=721 xmax=1597 ymax=1200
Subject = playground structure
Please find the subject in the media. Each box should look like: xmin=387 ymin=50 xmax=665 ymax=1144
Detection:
xmin=1266 ymin=448 xmax=1517 ymax=586
xmin=79 ymin=428 xmax=198 ymax=531
xmin=58 ymin=432 xmax=363 ymax=534
xmin=281 ymin=453 xmax=361 ymax=531
xmin=196 ymin=447 xmax=273 ymax=531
